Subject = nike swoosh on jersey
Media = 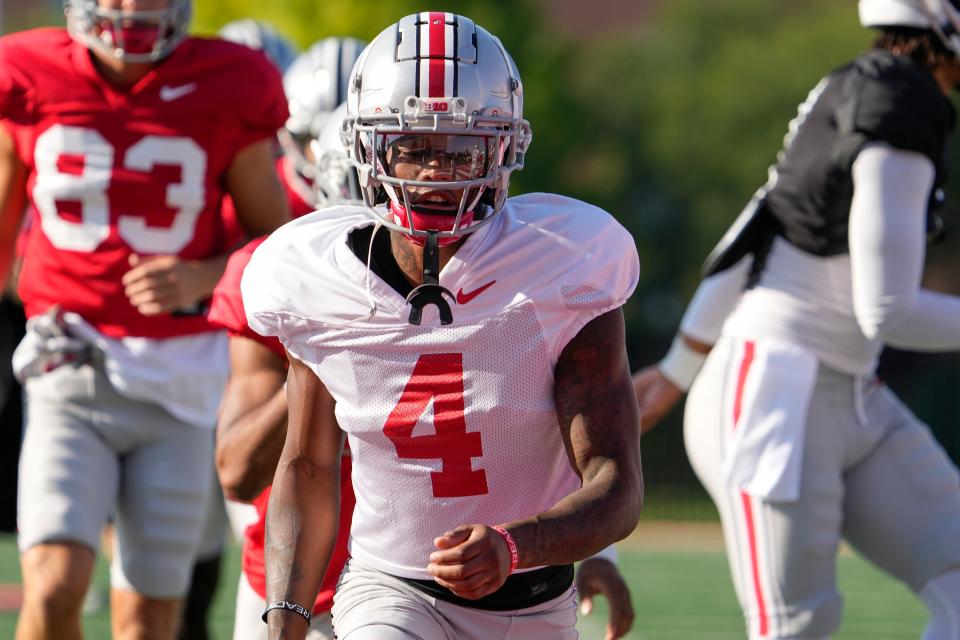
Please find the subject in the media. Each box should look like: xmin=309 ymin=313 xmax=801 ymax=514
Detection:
xmin=159 ymin=83 xmax=197 ymax=102
xmin=455 ymin=280 xmax=496 ymax=304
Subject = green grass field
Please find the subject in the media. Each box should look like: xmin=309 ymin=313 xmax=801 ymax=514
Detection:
xmin=0 ymin=523 xmax=929 ymax=640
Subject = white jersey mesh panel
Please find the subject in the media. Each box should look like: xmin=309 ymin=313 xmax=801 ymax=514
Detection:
xmin=300 ymin=301 xmax=574 ymax=578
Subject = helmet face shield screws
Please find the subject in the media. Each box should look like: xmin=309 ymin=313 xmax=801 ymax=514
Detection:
xmin=344 ymin=12 xmax=532 ymax=243
xmin=65 ymin=0 xmax=191 ymax=63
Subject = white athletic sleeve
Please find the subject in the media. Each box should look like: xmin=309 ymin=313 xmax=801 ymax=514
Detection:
xmin=849 ymin=144 xmax=960 ymax=350
xmin=678 ymin=257 xmax=751 ymax=345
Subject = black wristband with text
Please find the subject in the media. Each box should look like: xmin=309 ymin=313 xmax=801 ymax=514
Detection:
xmin=261 ymin=599 xmax=313 ymax=624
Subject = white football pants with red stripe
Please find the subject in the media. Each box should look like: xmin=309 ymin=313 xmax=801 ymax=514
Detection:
xmin=684 ymin=336 xmax=960 ymax=639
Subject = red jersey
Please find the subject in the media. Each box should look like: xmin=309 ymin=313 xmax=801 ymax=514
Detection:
xmin=277 ymin=155 xmax=317 ymax=218
xmin=0 ymin=28 xmax=287 ymax=338
xmin=208 ymin=239 xmax=355 ymax=613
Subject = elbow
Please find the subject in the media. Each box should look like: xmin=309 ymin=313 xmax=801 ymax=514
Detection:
xmin=853 ymin=286 xmax=918 ymax=343
xmin=220 ymin=475 xmax=261 ymax=503
xmin=216 ymin=448 xmax=264 ymax=502
xmin=854 ymin=302 xmax=912 ymax=343
xmin=611 ymin=464 xmax=644 ymax=541
xmin=855 ymin=315 xmax=884 ymax=342
xmin=625 ymin=470 xmax=644 ymax=535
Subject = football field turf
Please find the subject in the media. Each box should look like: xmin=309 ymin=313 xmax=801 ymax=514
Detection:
xmin=0 ymin=523 xmax=928 ymax=639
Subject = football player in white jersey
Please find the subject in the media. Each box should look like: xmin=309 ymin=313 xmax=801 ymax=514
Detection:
xmin=634 ymin=1 xmax=960 ymax=638
xmin=242 ymin=12 xmax=643 ymax=640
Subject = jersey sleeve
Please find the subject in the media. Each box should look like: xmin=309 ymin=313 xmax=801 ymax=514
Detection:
xmin=209 ymin=238 xmax=286 ymax=359
xmin=518 ymin=195 xmax=639 ymax=361
xmin=553 ymin=218 xmax=638 ymax=356
xmin=847 ymin=58 xmax=954 ymax=164
xmin=0 ymin=35 xmax=35 ymax=160
xmin=229 ymin=52 xmax=289 ymax=156
xmin=241 ymin=221 xmax=320 ymax=356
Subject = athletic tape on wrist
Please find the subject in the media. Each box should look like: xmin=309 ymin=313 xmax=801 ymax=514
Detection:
xmin=492 ymin=525 xmax=519 ymax=574
xmin=658 ymin=335 xmax=707 ymax=392
xmin=261 ymin=599 xmax=312 ymax=624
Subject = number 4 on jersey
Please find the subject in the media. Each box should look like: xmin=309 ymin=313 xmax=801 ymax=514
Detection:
xmin=383 ymin=353 xmax=489 ymax=498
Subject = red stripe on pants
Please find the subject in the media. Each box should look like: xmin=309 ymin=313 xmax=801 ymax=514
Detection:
xmin=731 ymin=340 xmax=768 ymax=637
xmin=732 ymin=340 xmax=755 ymax=426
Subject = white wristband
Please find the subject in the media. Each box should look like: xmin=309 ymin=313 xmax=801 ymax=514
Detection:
xmin=587 ymin=545 xmax=618 ymax=565
xmin=658 ymin=335 xmax=708 ymax=392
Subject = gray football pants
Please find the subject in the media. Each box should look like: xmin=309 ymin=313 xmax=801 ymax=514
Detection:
xmin=17 ymin=361 xmax=214 ymax=598
xmin=685 ymin=337 xmax=960 ymax=639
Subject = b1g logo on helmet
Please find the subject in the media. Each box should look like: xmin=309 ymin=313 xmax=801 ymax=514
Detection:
xmin=423 ymin=101 xmax=449 ymax=113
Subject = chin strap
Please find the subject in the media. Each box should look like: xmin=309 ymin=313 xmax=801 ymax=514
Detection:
xmin=406 ymin=231 xmax=455 ymax=326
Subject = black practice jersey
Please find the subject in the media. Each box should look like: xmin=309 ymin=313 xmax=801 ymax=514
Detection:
xmin=763 ymin=49 xmax=955 ymax=257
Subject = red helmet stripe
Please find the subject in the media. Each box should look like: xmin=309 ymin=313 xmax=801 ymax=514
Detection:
xmin=429 ymin=12 xmax=446 ymax=97
xmin=416 ymin=12 xmax=455 ymax=98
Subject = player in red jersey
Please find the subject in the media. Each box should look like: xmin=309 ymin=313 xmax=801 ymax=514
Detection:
xmin=0 ymin=1 xmax=291 ymax=638
xmin=210 ymin=232 xmax=356 ymax=640
xmin=211 ymin=40 xmax=365 ymax=639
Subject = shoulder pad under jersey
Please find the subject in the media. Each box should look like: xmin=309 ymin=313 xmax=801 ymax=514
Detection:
xmin=846 ymin=50 xmax=955 ymax=163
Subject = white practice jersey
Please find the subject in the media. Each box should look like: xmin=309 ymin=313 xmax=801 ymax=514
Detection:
xmin=243 ymin=193 xmax=639 ymax=580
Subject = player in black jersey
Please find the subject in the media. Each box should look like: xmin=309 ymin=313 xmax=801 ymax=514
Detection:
xmin=635 ymin=1 xmax=960 ymax=638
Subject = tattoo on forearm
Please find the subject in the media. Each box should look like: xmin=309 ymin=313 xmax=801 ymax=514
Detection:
xmin=517 ymin=309 xmax=641 ymax=567
xmin=266 ymin=501 xmax=303 ymax=600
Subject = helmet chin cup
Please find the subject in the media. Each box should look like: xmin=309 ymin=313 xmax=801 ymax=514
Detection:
xmin=389 ymin=202 xmax=473 ymax=247
xmin=405 ymin=231 xmax=455 ymax=326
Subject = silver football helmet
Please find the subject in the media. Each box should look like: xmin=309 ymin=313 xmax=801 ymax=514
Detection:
xmin=859 ymin=0 xmax=960 ymax=56
xmin=343 ymin=12 xmax=532 ymax=242
xmin=285 ymin=37 xmax=367 ymax=140
xmin=280 ymin=36 xmax=366 ymax=201
xmin=310 ymin=102 xmax=362 ymax=208
xmin=65 ymin=0 xmax=191 ymax=63
xmin=218 ymin=19 xmax=298 ymax=73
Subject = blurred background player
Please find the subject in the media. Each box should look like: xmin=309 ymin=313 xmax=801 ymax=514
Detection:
xmin=210 ymin=98 xmax=361 ymax=640
xmin=210 ymin=35 xmax=365 ymax=640
xmin=244 ymin=13 xmax=642 ymax=640
xmin=166 ymin=18 xmax=302 ymax=640
xmin=633 ymin=1 xmax=960 ymax=637
xmin=0 ymin=0 xmax=291 ymax=638
xmin=278 ymin=37 xmax=367 ymax=215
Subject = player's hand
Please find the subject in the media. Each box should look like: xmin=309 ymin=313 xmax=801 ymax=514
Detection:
xmin=122 ymin=253 xmax=224 ymax=316
xmin=632 ymin=365 xmax=683 ymax=433
xmin=427 ymin=524 xmax=512 ymax=600
xmin=576 ymin=557 xmax=635 ymax=640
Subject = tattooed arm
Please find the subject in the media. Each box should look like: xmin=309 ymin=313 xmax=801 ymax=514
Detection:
xmin=428 ymin=307 xmax=643 ymax=599
xmin=265 ymin=354 xmax=344 ymax=640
